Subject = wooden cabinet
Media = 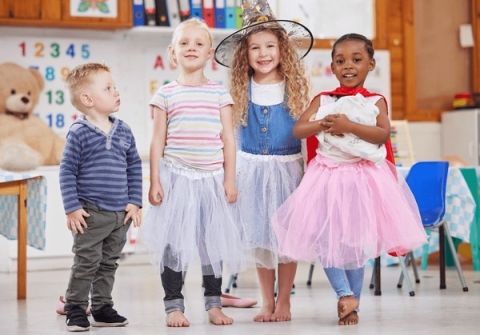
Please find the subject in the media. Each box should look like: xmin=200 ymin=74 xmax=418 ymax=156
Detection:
xmin=0 ymin=0 xmax=132 ymax=29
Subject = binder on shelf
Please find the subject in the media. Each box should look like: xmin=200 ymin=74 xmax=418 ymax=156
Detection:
xmin=178 ymin=0 xmax=191 ymax=21
xmin=225 ymin=0 xmax=235 ymax=29
xmin=202 ymin=0 xmax=215 ymax=28
xmin=235 ymin=0 xmax=242 ymax=29
xmin=133 ymin=0 xmax=145 ymax=26
xmin=155 ymin=0 xmax=170 ymax=26
xmin=144 ymin=0 xmax=156 ymax=26
xmin=214 ymin=0 xmax=226 ymax=28
xmin=390 ymin=120 xmax=415 ymax=167
xmin=167 ymin=0 xmax=181 ymax=27
xmin=191 ymin=0 xmax=203 ymax=19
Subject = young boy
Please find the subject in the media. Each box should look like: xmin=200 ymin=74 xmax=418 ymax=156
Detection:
xmin=60 ymin=63 xmax=142 ymax=332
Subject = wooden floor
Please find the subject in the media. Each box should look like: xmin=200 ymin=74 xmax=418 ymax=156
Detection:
xmin=1 ymin=255 xmax=480 ymax=335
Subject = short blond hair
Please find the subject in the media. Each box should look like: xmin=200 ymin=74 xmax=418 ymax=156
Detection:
xmin=65 ymin=62 xmax=110 ymax=111
xmin=168 ymin=17 xmax=213 ymax=68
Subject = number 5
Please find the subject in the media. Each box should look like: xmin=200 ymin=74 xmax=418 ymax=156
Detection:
xmin=82 ymin=44 xmax=90 ymax=59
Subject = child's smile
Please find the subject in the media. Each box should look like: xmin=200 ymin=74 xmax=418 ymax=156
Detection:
xmin=331 ymin=39 xmax=375 ymax=88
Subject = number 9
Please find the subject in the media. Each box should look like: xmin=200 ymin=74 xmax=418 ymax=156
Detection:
xmin=61 ymin=67 xmax=70 ymax=81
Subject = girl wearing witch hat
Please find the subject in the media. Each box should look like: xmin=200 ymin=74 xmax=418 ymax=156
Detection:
xmin=215 ymin=0 xmax=313 ymax=323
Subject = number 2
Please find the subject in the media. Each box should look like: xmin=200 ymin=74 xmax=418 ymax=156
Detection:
xmin=34 ymin=42 xmax=44 ymax=57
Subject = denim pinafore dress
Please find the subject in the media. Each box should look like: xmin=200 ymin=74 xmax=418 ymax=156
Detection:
xmin=232 ymin=80 xmax=304 ymax=269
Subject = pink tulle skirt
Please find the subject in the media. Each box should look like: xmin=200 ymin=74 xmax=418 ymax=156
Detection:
xmin=272 ymin=154 xmax=428 ymax=269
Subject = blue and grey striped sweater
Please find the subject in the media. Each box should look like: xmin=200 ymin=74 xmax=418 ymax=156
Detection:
xmin=59 ymin=116 xmax=143 ymax=214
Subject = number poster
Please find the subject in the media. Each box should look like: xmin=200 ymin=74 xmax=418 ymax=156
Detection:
xmin=0 ymin=35 xmax=117 ymax=137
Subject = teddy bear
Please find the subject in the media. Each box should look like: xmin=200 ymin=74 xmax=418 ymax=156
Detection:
xmin=0 ymin=62 xmax=66 ymax=172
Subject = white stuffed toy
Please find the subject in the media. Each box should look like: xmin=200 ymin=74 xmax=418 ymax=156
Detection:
xmin=314 ymin=93 xmax=386 ymax=166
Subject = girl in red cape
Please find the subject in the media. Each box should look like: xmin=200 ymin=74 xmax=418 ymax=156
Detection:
xmin=272 ymin=33 xmax=427 ymax=326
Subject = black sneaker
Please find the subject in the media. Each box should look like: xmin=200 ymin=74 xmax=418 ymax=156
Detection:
xmin=91 ymin=304 xmax=129 ymax=327
xmin=66 ymin=305 xmax=90 ymax=332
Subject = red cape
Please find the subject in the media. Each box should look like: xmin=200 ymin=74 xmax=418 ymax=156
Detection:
xmin=306 ymin=87 xmax=395 ymax=165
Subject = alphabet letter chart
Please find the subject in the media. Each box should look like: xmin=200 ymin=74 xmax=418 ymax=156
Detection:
xmin=0 ymin=33 xmax=117 ymax=136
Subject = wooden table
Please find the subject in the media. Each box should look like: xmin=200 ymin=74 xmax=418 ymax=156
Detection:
xmin=0 ymin=179 xmax=28 ymax=299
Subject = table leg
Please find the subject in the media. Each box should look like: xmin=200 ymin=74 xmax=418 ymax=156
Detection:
xmin=17 ymin=180 xmax=27 ymax=299
xmin=439 ymin=225 xmax=446 ymax=289
xmin=374 ymin=256 xmax=381 ymax=295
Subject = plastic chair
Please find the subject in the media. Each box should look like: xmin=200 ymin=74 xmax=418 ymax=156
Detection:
xmin=225 ymin=273 xmax=238 ymax=293
xmin=366 ymin=253 xmax=417 ymax=297
xmin=419 ymin=155 xmax=468 ymax=269
xmin=308 ymin=256 xmax=416 ymax=296
xmin=405 ymin=161 xmax=468 ymax=291
xmin=395 ymin=251 xmax=420 ymax=289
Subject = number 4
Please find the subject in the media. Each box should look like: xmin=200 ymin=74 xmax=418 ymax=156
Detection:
xmin=66 ymin=44 xmax=75 ymax=58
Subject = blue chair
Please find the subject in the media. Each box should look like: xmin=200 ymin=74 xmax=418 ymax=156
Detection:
xmin=403 ymin=161 xmax=468 ymax=291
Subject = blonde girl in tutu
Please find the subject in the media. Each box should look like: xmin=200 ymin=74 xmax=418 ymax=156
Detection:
xmin=139 ymin=18 xmax=246 ymax=327
xmin=214 ymin=0 xmax=313 ymax=323
xmin=272 ymin=33 xmax=427 ymax=326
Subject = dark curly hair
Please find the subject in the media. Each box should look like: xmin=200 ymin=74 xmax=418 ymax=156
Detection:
xmin=331 ymin=33 xmax=375 ymax=60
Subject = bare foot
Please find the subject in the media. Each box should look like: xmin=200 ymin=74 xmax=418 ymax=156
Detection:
xmin=338 ymin=311 xmax=359 ymax=325
xmin=270 ymin=302 xmax=291 ymax=322
xmin=253 ymin=304 xmax=275 ymax=322
xmin=166 ymin=311 xmax=190 ymax=327
xmin=208 ymin=308 xmax=234 ymax=325
xmin=337 ymin=296 xmax=359 ymax=319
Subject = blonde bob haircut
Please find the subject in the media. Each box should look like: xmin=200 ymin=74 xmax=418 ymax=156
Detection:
xmin=168 ymin=17 xmax=213 ymax=69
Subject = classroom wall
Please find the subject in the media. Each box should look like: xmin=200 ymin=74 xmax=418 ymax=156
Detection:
xmin=0 ymin=26 xmax=232 ymax=157
xmin=0 ymin=25 xmax=443 ymax=272
xmin=0 ymin=25 xmax=394 ymax=157
xmin=415 ymin=0 xmax=471 ymax=111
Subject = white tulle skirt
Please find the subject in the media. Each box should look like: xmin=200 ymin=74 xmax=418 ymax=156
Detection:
xmin=232 ymin=151 xmax=304 ymax=269
xmin=138 ymin=158 xmax=247 ymax=278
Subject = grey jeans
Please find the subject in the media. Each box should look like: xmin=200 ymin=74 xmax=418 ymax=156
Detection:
xmin=161 ymin=265 xmax=222 ymax=314
xmin=64 ymin=201 xmax=130 ymax=312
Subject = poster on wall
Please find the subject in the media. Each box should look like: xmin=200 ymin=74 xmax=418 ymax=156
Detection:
xmin=277 ymin=0 xmax=375 ymax=39
xmin=0 ymin=35 xmax=118 ymax=137
xmin=70 ymin=0 xmax=118 ymax=18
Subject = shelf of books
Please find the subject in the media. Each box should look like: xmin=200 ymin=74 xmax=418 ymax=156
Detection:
xmin=134 ymin=0 xmax=244 ymax=30
xmin=390 ymin=120 xmax=415 ymax=167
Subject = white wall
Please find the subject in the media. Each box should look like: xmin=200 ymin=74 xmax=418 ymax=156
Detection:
xmin=0 ymin=26 xmax=444 ymax=272
xmin=409 ymin=122 xmax=442 ymax=161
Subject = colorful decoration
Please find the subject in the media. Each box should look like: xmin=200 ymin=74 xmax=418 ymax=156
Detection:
xmin=77 ymin=0 xmax=110 ymax=13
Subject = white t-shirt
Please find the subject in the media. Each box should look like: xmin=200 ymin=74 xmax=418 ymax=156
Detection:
xmin=251 ymin=79 xmax=285 ymax=105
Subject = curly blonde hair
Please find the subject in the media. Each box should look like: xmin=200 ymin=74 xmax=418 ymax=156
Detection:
xmin=229 ymin=28 xmax=310 ymax=126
